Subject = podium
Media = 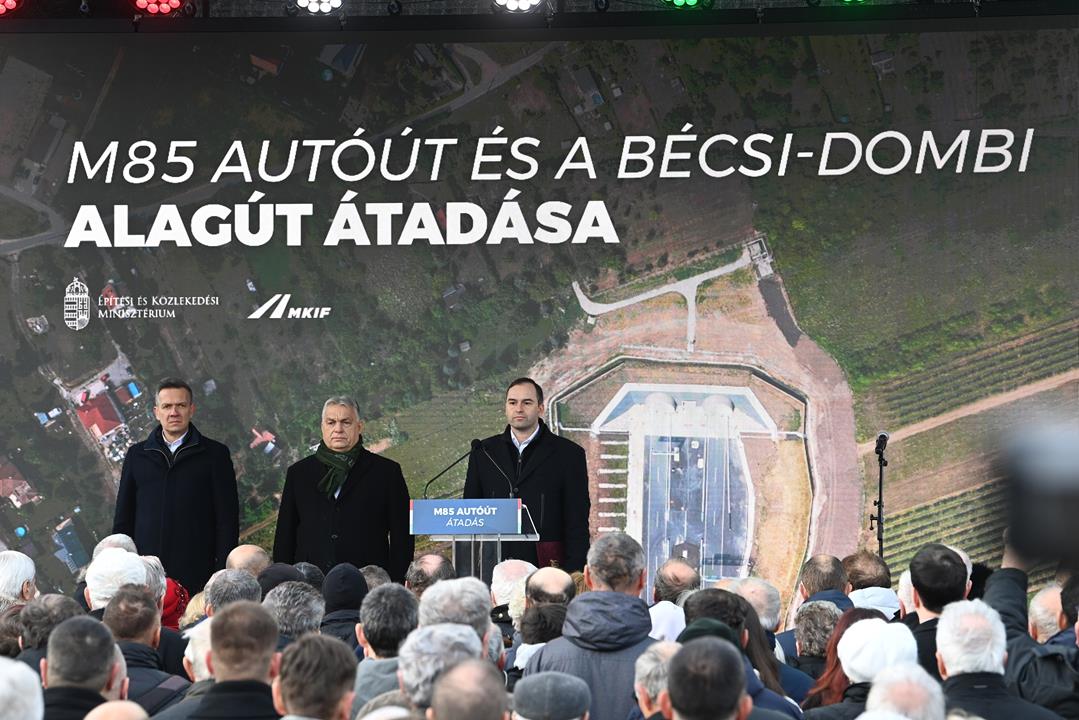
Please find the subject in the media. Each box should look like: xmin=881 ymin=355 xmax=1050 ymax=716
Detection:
xmin=410 ymin=499 xmax=540 ymax=584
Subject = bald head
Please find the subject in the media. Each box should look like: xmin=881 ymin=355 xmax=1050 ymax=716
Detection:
xmin=525 ymin=567 xmax=575 ymax=607
xmin=713 ymin=578 xmax=741 ymax=591
xmin=84 ymin=701 xmax=149 ymax=720
xmin=735 ymin=578 xmax=782 ymax=631
xmin=654 ymin=559 xmax=701 ymax=604
xmin=405 ymin=554 xmax=456 ymax=598
xmin=226 ymin=545 xmax=271 ymax=578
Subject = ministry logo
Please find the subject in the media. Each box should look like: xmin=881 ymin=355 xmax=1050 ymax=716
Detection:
xmin=63 ymin=277 xmax=90 ymax=331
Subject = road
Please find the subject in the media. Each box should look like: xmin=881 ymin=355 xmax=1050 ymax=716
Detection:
xmin=572 ymin=251 xmax=753 ymax=352
xmin=856 ymin=367 xmax=1079 ymax=454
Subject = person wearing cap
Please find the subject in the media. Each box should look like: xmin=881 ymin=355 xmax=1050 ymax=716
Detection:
xmin=803 ymin=618 xmax=917 ymax=719
xmin=514 ymin=671 xmax=590 ymax=720
xmin=319 ymin=563 xmax=369 ymax=652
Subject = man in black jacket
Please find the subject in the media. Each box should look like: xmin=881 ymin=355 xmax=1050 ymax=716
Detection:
xmin=103 ymin=585 xmax=190 ymax=715
xmin=463 ymin=377 xmax=591 ymax=572
xmin=113 ymin=378 xmax=239 ymax=594
xmin=984 ymin=543 xmax=1079 ymax=719
xmin=41 ymin=616 xmax=127 ymax=720
xmin=272 ymin=396 xmax=414 ymax=582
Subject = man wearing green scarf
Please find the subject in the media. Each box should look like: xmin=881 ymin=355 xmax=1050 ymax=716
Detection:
xmin=272 ymin=396 xmax=414 ymax=582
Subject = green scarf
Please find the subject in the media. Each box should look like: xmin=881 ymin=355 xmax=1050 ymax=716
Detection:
xmin=314 ymin=440 xmax=365 ymax=499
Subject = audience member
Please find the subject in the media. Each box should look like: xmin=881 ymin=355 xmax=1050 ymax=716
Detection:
xmin=0 ymin=606 xmax=22 ymax=657
xmin=734 ymin=577 xmax=782 ymax=654
xmin=103 ymin=585 xmax=190 ymax=714
xmin=968 ymin=563 xmax=992 ymax=601
xmin=404 ymin=554 xmax=456 ymax=598
xmin=491 ymin=560 xmax=538 ymax=647
xmin=358 ymin=623 xmax=481 ymax=717
xmin=226 ymin=545 xmax=273 ymax=578
xmin=263 ymin=580 xmax=325 ymax=646
xmin=85 ymin=549 xmax=147 ymax=616
xmin=188 ymin=601 xmax=280 ymax=719
xmin=514 ymin=671 xmax=590 ymax=720
xmin=633 ymin=641 xmax=680 ymax=720
xmin=0 ymin=654 xmax=44 ymax=720
xmin=842 ymin=551 xmax=899 ymax=619
xmin=650 ymin=559 xmax=698 ymax=642
xmin=790 ymin=601 xmax=841 ymax=680
xmin=508 ymin=603 xmax=567 ymax=690
xmin=864 ymin=664 xmax=945 ymax=720
xmin=83 ymin=700 xmax=150 ymax=720
xmin=141 ymin=556 xmax=189 ymax=679
xmin=505 ymin=567 xmax=577 ymax=669
xmin=319 ymin=563 xmax=368 ymax=651
xmin=206 ymin=569 xmax=262 ymax=615
xmin=272 ymin=634 xmax=356 ymax=720
xmin=430 ymin=659 xmax=511 ymax=720
xmin=525 ymin=532 xmax=654 ymax=720
xmin=293 ymin=562 xmax=325 ymax=591
xmin=802 ymin=608 xmax=886 ymax=711
xmin=360 ymin=565 xmax=393 ymax=590
xmin=776 ymin=556 xmax=851 ymax=660
xmin=74 ymin=535 xmax=139 ymax=613
xmin=179 ymin=593 xmax=207 ymax=630
xmin=897 ymin=571 xmax=916 ymax=624
xmin=153 ymin=619 xmax=214 ymax=720
xmin=679 ymin=597 xmax=801 ymax=720
xmin=734 ymin=579 xmax=813 ymax=702
xmin=353 ymin=584 xmax=419 ymax=715
xmin=257 ymin=563 xmax=306 ymax=598
xmin=668 ymin=636 xmax=752 ymax=720
xmin=162 ymin=578 xmax=190 ymax=632
xmin=419 ymin=576 xmax=492 ymax=646
xmin=936 ymin=599 xmax=1060 ymax=720
xmin=0 ymin=550 xmax=38 ymax=614
xmin=804 ymin=618 xmax=917 ymax=720
xmin=1028 ymin=585 xmax=1073 ymax=646
xmin=16 ymin=594 xmax=84 ymax=675
xmin=908 ymin=544 xmax=970 ymax=680
xmin=41 ymin=616 xmax=126 ymax=720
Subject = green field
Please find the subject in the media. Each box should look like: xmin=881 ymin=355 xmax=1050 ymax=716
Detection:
xmin=0 ymin=196 xmax=47 ymax=239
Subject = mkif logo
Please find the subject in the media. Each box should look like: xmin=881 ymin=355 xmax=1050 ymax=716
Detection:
xmin=248 ymin=294 xmax=332 ymax=320
xmin=63 ymin=277 xmax=90 ymax=331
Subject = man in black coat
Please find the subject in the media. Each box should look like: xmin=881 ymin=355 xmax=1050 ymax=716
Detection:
xmin=113 ymin=379 xmax=239 ymax=594
xmin=41 ymin=617 xmax=125 ymax=720
xmin=272 ymin=396 xmax=414 ymax=582
xmin=463 ymin=377 xmax=591 ymax=572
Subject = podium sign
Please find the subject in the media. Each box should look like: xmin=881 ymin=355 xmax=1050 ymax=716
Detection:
xmin=410 ymin=499 xmax=522 ymax=536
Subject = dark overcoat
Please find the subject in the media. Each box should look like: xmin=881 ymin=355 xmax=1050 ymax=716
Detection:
xmin=272 ymin=446 xmax=414 ymax=582
xmin=463 ymin=419 xmax=591 ymax=572
xmin=113 ymin=424 xmax=239 ymax=593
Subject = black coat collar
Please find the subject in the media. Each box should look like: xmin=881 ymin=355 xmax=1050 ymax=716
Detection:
xmin=331 ymin=441 xmax=375 ymax=502
xmin=943 ymin=671 xmax=1008 ymax=695
xmin=497 ymin=420 xmax=557 ymax=488
xmin=144 ymin=423 xmax=203 ymax=456
xmin=119 ymin=640 xmax=165 ymax=669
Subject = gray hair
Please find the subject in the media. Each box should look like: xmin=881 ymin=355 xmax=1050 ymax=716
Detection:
xmin=1029 ymin=585 xmax=1062 ymax=642
xmin=634 ymin=641 xmax=681 ymax=702
xmin=586 ymin=532 xmax=646 ymax=592
xmin=654 ymin=559 xmax=701 ymax=604
xmin=0 ymin=551 xmax=35 ymax=612
xmin=85 ymin=548 xmax=146 ymax=611
xmin=141 ymin=556 xmax=167 ymax=603
xmin=945 ymin=545 xmax=973 ymax=584
xmin=322 ymin=396 xmax=360 ymax=421
xmin=93 ymin=534 xmax=138 ymax=559
xmin=397 ymin=623 xmax=483 ymax=709
xmin=936 ymin=599 xmax=1006 ymax=675
xmin=262 ymin=581 xmax=325 ymax=640
xmin=736 ymin=577 xmax=782 ymax=630
xmin=485 ymin=621 xmax=503 ymax=664
xmin=183 ymin=619 xmax=213 ymax=682
xmin=0 ymin=656 xmax=44 ymax=720
xmin=866 ymin=663 xmax=946 ymax=720
xmin=795 ymin=601 xmax=843 ymax=658
xmin=491 ymin=559 xmax=537 ymax=606
xmin=207 ymin=570 xmax=262 ymax=611
xmin=419 ymin=577 xmax=491 ymax=640
xmin=897 ymin=570 xmax=914 ymax=612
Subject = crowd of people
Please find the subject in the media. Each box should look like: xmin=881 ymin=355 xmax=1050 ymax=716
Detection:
xmin=0 ymin=529 xmax=1076 ymax=720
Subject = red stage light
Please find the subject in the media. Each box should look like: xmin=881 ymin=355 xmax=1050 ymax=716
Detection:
xmin=0 ymin=0 xmax=20 ymax=14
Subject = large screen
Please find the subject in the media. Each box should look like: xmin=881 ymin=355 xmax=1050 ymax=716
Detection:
xmin=0 ymin=27 xmax=1075 ymax=599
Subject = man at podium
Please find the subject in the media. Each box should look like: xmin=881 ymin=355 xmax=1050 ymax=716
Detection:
xmin=463 ymin=378 xmax=591 ymax=572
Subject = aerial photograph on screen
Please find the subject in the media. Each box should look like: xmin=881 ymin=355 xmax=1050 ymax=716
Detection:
xmin=0 ymin=28 xmax=1075 ymax=602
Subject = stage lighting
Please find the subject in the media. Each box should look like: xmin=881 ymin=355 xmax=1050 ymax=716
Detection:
xmin=295 ymin=0 xmax=342 ymax=13
xmin=492 ymin=0 xmax=543 ymax=13
xmin=134 ymin=0 xmax=181 ymax=13
xmin=0 ymin=0 xmax=23 ymax=16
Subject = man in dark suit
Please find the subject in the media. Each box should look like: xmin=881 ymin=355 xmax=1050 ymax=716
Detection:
xmin=272 ymin=397 xmax=413 ymax=582
xmin=113 ymin=379 xmax=239 ymax=594
xmin=464 ymin=377 xmax=591 ymax=573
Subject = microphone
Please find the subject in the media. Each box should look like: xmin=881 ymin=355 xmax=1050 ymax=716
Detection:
xmin=477 ymin=438 xmax=516 ymax=498
xmin=422 ymin=441 xmax=478 ymax=499
xmin=875 ymin=432 xmax=889 ymax=456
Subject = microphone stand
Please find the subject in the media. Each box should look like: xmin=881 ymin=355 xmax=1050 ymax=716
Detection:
xmin=422 ymin=446 xmax=474 ymax=499
xmin=870 ymin=443 xmax=887 ymax=558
